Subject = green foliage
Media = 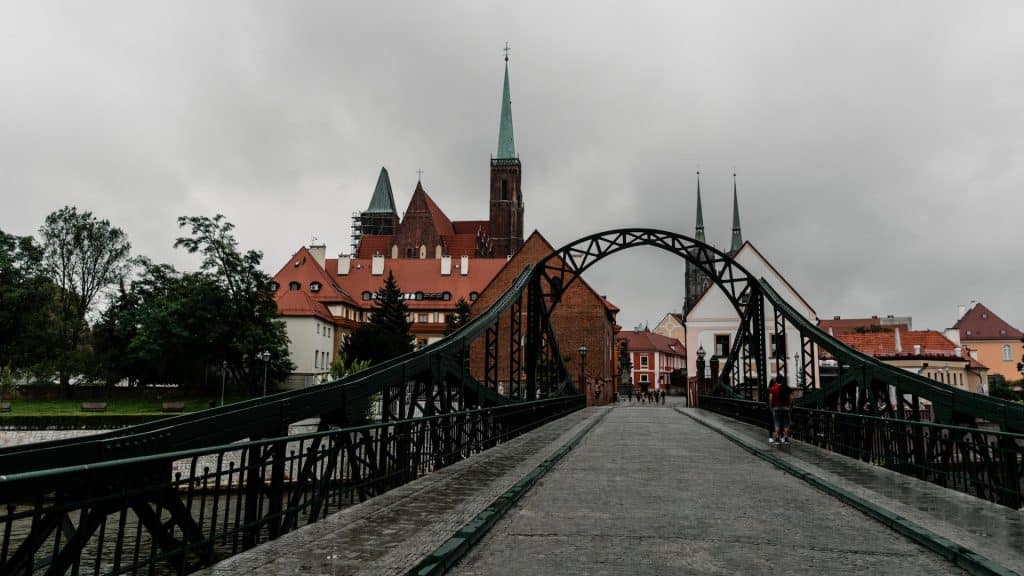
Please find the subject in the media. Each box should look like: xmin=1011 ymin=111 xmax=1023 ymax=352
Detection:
xmin=328 ymin=354 xmax=371 ymax=381
xmin=988 ymin=374 xmax=1020 ymax=401
xmin=39 ymin=207 xmax=131 ymax=396
xmin=444 ymin=297 xmax=472 ymax=335
xmin=0 ymin=230 xmax=60 ymax=376
xmin=343 ymin=271 xmax=413 ymax=366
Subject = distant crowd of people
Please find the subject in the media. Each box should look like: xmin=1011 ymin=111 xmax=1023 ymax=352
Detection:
xmin=623 ymin=388 xmax=666 ymax=404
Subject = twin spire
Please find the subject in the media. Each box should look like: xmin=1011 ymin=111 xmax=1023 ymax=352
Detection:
xmin=692 ymin=171 xmax=743 ymax=252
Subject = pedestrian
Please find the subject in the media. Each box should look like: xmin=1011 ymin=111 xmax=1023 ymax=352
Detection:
xmin=660 ymin=389 xmax=666 ymax=405
xmin=768 ymin=376 xmax=793 ymax=445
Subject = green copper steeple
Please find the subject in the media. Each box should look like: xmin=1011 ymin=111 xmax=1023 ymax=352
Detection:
xmin=695 ymin=171 xmax=705 ymax=243
xmin=496 ymin=54 xmax=516 ymax=159
xmin=730 ymin=172 xmax=743 ymax=253
xmin=365 ymin=167 xmax=397 ymax=214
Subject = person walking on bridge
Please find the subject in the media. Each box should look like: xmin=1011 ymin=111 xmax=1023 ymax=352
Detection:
xmin=768 ymin=376 xmax=793 ymax=445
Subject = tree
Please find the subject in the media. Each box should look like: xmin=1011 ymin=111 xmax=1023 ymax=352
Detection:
xmin=174 ymin=215 xmax=292 ymax=394
xmin=0 ymin=230 xmax=54 ymax=373
xmin=342 ymin=271 xmax=413 ymax=366
xmin=444 ymin=297 xmax=472 ymax=335
xmin=39 ymin=207 xmax=131 ymax=396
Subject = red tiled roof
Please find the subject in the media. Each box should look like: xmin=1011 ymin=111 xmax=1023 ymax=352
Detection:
xmin=275 ymin=290 xmax=334 ymax=323
xmin=271 ymin=247 xmax=356 ymax=306
xmin=355 ymin=235 xmax=394 ymax=259
xmin=953 ymin=303 xmax=1023 ymax=341
xmin=818 ymin=316 xmax=910 ymax=335
xmin=452 ymin=220 xmax=489 ymax=235
xmin=442 ymin=234 xmax=479 ymax=258
xmin=836 ymin=330 xmax=967 ymax=360
xmin=619 ymin=330 xmax=685 ymax=356
xmin=324 ymin=257 xmax=507 ymax=310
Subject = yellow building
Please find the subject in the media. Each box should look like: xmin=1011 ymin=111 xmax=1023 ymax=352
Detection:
xmin=953 ymin=303 xmax=1023 ymax=381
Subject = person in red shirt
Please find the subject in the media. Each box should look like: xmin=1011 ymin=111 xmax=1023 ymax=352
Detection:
xmin=767 ymin=376 xmax=793 ymax=444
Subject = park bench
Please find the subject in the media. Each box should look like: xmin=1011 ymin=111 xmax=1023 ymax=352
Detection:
xmin=0 ymin=402 xmax=11 ymax=412
xmin=80 ymin=402 xmax=107 ymax=412
xmin=161 ymin=401 xmax=185 ymax=413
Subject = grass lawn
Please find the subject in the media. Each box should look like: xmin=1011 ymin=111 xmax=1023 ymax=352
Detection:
xmin=0 ymin=396 xmax=249 ymax=416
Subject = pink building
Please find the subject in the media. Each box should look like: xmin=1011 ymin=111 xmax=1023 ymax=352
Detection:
xmin=619 ymin=329 xmax=685 ymax=391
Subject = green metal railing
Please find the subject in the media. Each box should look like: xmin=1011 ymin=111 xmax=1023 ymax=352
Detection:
xmin=0 ymin=395 xmax=584 ymax=576
xmin=700 ymin=395 xmax=1024 ymax=509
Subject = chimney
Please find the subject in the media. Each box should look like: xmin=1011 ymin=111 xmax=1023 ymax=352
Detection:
xmin=460 ymin=255 xmax=469 ymax=276
xmin=440 ymin=255 xmax=452 ymax=276
xmin=371 ymin=253 xmax=385 ymax=276
xmin=957 ymin=305 xmax=966 ymax=320
xmin=954 ymin=347 xmax=962 ymax=358
xmin=894 ymin=327 xmax=903 ymax=353
xmin=833 ymin=315 xmax=840 ymax=320
xmin=338 ymin=254 xmax=351 ymax=275
xmin=944 ymin=328 xmax=961 ymax=346
xmin=970 ymin=349 xmax=979 ymax=360
xmin=308 ymin=244 xmax=326 ymax=268
xmin=913 ymin=344 xmax=921 ymax=355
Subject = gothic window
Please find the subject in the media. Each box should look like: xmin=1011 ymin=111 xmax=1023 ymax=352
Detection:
xmin=771 ymin=334 xmax=786 ymax=358
xmin=501 ymin=179 xmax=508 ymax=200
xmin=406 ymin=247 xmax=416 ymax=258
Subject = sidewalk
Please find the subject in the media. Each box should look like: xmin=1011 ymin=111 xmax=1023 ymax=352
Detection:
xmin=682 ymin=407 xmax=1024 ymax=573
xmin=196 ymin=407 xmax=607 ymax=576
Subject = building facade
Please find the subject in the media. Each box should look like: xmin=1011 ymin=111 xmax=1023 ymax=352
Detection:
xmin=952 ymin=303 xmax=1023 ymax=381
xmin=653 ymin=313 xmax=685 ymax=346
xmin=469 ymin=232 xmax=620 ymax=406
xmin=618 ymin=329 xmax=685 ymax=392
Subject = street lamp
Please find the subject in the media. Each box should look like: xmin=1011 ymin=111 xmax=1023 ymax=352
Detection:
xmin=793 ymin=353 xmax=801 ymax=388
xmin=220 ymin=361 xmax=228 ymax=407
xmin=257 ymin=351 xmax=271 ymax=396
xmin=578 ymin=344 xmax=589 ymax=397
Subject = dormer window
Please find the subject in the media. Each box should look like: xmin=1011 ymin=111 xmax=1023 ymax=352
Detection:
xmin=469 ymin=291 xmax=479 ymax=302
xmin=362 ymin=291 xmax=372 ymax=301
xmin=269 ymin=281 xmax=279 ymax=292
xmin=310 ymin=282 xmax=322 ymax=293
xmin=288 ymin=281 xmax=301 ymax=291
xmin=415 ymin=291 xmax=424 ymax=301
xmin=443 ymin=291 xmax=452 ymax=301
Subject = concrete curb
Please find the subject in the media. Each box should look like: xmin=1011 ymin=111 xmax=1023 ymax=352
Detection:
xmin=676 ymin=407 xmax=1020 ymax=576
xmin=406 ymin=406 xmax=613 ymax=576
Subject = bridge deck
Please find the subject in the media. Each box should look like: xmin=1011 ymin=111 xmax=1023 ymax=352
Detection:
xmin=454 ymin=402 xmax=978 ymax=575
xmin=195 ymin=406 xmax=604 ymax=576
xmin=195 ymin=402 xmax=1023 ymax=576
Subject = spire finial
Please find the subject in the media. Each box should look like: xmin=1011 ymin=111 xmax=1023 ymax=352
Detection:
xmin=416 ymin=168 xmax=424 ymax=182
xmin=730 ymin=171 xmax=743 ymax=253
xmin=694 ymin=169 xmax=705 ymax=243
xmin=503 ymin=41 xmax=511 ymax=62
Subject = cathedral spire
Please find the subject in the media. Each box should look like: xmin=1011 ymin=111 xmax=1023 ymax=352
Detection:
xmin=730 ymin=172 xmax=743 ymax=253
xmin=365 ymin=166 xmax=397 ymax=214
xmin=496 ymin=44 xmax=516 ymax=159
xmin=695 ymin=170 xmax=705 ymax=243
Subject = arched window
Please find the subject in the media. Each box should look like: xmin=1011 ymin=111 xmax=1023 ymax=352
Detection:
xmin=289 ymin=281 xmax=301 ymax=291
xmin=1003 ymin=345 xmax=1012 ymax=361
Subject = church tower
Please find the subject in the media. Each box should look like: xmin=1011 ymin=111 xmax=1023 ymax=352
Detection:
xmin=489 ymin=49 xmax=524 ymax=258
xmin=729 ymin=172 xmax=743 ymax=255
xmin=684 ymin=171 xmax=712 ymax=316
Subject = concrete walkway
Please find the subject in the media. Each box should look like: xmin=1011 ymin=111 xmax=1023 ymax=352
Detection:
xmin=195 ymin=407 xmax=607 ymax=576
xmin=453 ymin=403 xmax=970 ymax=575
xmin=684 ymin=407 xmax=1024 ymax=572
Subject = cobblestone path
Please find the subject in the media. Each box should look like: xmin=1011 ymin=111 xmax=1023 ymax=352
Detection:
xmin=453 ymin=403 xmax=968 ymax=575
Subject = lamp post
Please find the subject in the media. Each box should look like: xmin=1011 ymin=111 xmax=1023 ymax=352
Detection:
xmin=578 ymin=344 xmax=589 ymax=398
xmin=793 ymin=353 xmax=801 ymax=388
xmin=257 ymin=351 xmax=271 ymax=397
xmin=220 ymin=361 xmax=227 ymax=407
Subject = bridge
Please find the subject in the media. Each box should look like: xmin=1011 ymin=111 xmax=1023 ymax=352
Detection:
xmin=1 ymin=229 xmax=1022 ymax=575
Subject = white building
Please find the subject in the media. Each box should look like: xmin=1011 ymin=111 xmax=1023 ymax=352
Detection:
xmin=685 ymin=241 xmax=819 ymax=389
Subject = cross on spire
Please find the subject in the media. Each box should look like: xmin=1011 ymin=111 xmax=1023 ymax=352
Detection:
xmin=503 ymin=41 xmax=511 ymax=62
xmin=416 ymin=168 xmax=424 ymax=182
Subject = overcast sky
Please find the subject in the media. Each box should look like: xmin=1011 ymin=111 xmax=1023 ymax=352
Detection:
xmin=2 ymin=2 xmax=1022 ymax=333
